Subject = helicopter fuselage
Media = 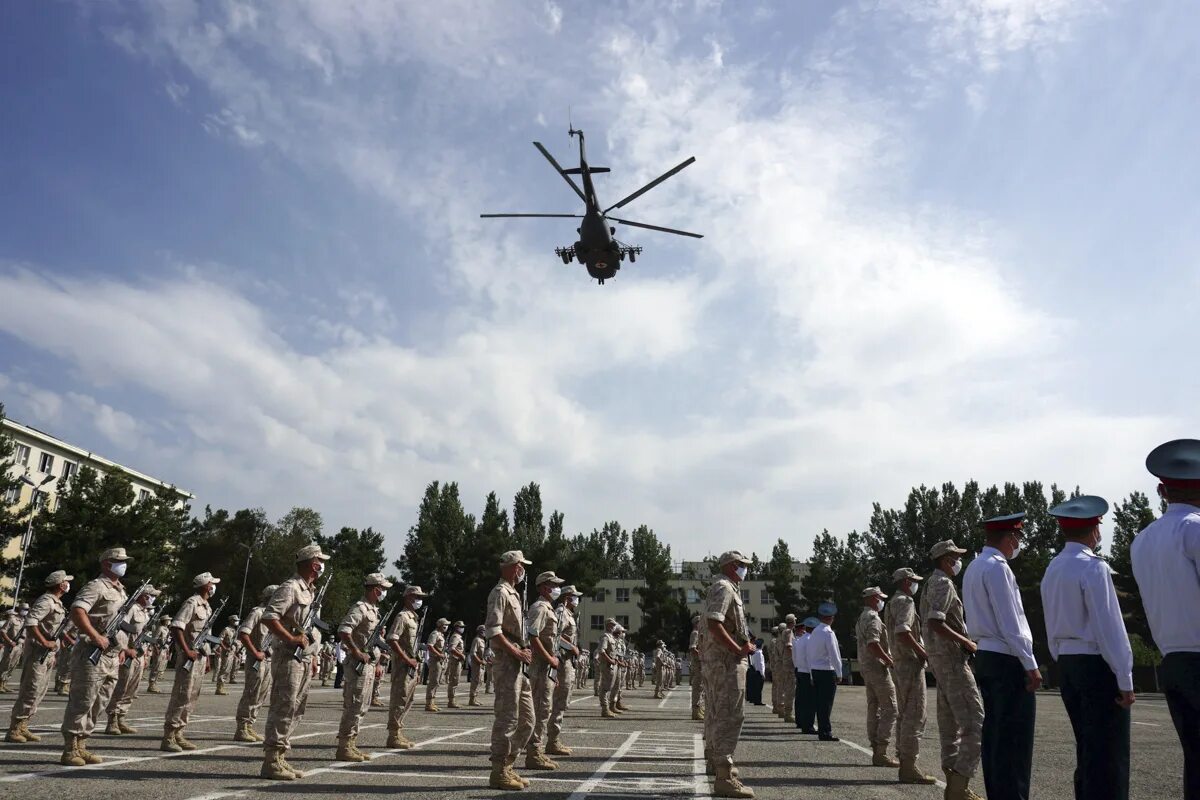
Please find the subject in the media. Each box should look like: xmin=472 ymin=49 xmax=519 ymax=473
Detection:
xmin=573 ymin=133 xmax=621 ymax=282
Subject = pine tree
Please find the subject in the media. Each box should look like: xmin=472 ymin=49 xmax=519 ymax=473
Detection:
xmin=766 ymin=539 xmax=803 ymax=620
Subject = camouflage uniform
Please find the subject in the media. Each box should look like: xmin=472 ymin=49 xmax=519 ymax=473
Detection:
xmin=468 ymin=630 xmax=488 ymax=705
xmin=54 ymin=622 xmax=76 ymax=694
xmin=920 ymin=568 xmax=983 ymax=778
xmin=336 ymin=596 xmax=381 ymax=752
xmin=690 ymin=621 xmax=705 ymax=717
xmin=105 ymin=596 xmax=154 ymax=730
xmin=885 ymin=590 xmax=927 ymax=762
xmin=235 ymin=591 xmax=275 ymax=740
xmin=484 ymin=572 xmax=534 ymax=769
xmin=215 ymin=622 xmax=238 ymax=692
xmin=525 ymin=584 xmax=561 ymax=764
xmin=61 ymin=573 xmax=127 ymax=746
xmin=856 ymin=605 xmax=897 ymax=750
xmin=147 ymin=621 xmax=170 ymax=692
xmin=548 ymin=594 xmax=580 ymax=751
xmin=0 ymin=611 xmax=24 ymax=689
xmin=163 ymin=590 xmax=213 ymax=744
xmin=425 ymin=625 xmax=447 ymax=710
xmin=385 ymin=603 xmax=422 ymax=745
xmin=262 ymin=573 xmax=319 ymax=755
xmin=8 ymin=585 xmax=67 ymax=739
xmin=702 ymin=574 xmax=749 ymax=769
xmin=445 ymin=626 xmax=465 ymax=707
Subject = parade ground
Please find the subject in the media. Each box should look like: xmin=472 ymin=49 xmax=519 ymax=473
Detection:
xmin=0 ymin=680 xmax=1183 ymax=799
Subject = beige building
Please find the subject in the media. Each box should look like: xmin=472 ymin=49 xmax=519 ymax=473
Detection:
xmin=575 ymin=559 xmax=809 ymax=654
xmin=2 ymin=417 xmax=192 ymax=599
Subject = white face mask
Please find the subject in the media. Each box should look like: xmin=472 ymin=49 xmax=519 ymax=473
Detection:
xmin=315 ymin=562 xmax=326 ymax=576
xmin=412 ymin=599 xmax=423 ymax=610
xmin=1008 ymin=543 xmax=1022 ymax=561
xmin=950 ymin=560 xmax=963 ymax=576
xmin=734 ymin=565 xmax=748 ymax=581
xmin=568 ymin=596 xmax=579 ymax=608
xmin=549 ymin=587 xmax=562 ymax=600
xmin=63 ymin=583 xmax=70 ymax=593
xmin=454 ymin=626 xmax=464 ymax=633
xmin=111 ymin=562 xmax=128 ymax=578
xmin=208 ymin=585 xmax=217 ymax=598
xmin=515 ymin=567 xmax=526 ymax=584
xmin=146 ymin=597 xmax=155 ymax=606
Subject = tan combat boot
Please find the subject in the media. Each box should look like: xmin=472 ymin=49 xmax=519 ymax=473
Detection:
xmin=386 ymin=730 xmax=412 ymax=749
xmin=713 ymin=763 xmax=755 ymax=798
xmin=175 ymin=730 xmax=198 ymax=751
xmin=161 ymin=730 xmax=183 ymax=752
xmin=944 ymin=769 xmax=970 ymax=800
xmin=146 ymin=680 xmax=159 ymax=694
xmin=546 ymin=740 xmax=572 ymax=756
xmin=489 ymin=760 xmax=524 ymax=790
xmin=76 ymin=737 xmax=103 ymax=764
xmin=279 ymin=751 xmax=305 ymax=778
xmin=524 ymin=749 xmax=557 ymax=770
xmin=215 ymin=683 xmax=228 ymax=696
xmin=506 ymin=757 xmax=530 ymax=787
xmin=105 ymin=714 xmax=121 ymax=735
xmin=447 ymin=690 xmax=462 ymax=709
xmin=335 ymin=737 xmax=365 ymax=762
xmin=349 ymin=735 xmax=370 ymax=761
xmin=898 ymin=757 xmax=936 ymax=784
xmin=615 ymin=701 xmax=629 ymax=711
xmin=872 ymin=743 xmax=900 ymax=767
xmin=600 ymin=703 xmax=617 ymax=719
xmin=234 ymin=722 xmax=258 ymax=742
xmin=19 ymin=720 xmax=41 ymax=742
xmin=116 ymin=716 xmax=137 ymax=735
xmin=60 ymin=734 xmax=85 ymax=766
xmin=260 ymin=746 xmax=296 ymax=781
xmin=5 ymin=722 xmax=27 ymax=743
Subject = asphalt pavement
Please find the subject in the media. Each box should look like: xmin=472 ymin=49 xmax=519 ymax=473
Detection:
xmin=0 ymin=676 xmax=1185 ymax=798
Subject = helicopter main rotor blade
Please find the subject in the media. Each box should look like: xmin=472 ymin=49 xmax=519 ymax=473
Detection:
xmin=603 ymin=156 xmax=696 ymax=213
xmin=532 ymin=142 xmax=587 ymax=204
xmin=609 ymin=216 xmax=703 ymax=239
xmin=480 ymin=213 xmax=582 ymax=218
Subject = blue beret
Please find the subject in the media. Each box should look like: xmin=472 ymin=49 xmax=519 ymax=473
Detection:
xmin=817 ymin=601 xmax=838 ymax=617
xmin=803 ymin=617 xmax=819 ymax=627
xmin=1049 ymin=495 xmax=1109 ymax=520
xmin=1146 ymin=439 xmax=1200 ymax=483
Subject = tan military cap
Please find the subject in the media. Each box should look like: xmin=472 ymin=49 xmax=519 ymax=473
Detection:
xmin=535 ymin=570 xmax=565 ymax=586
xmin=403 ymin=585 xmax=431 ymax=598
xmin=785 ymin=613 xmax=797 ymax=622
xmin=295 ymin=543 xmax=331 ymax=562
xmin=230 ymin=614 xmax=241 ymax=621
xmin=454 ymin=620 xmax=465 ymax=627
xmin=143 ymin=584 xmax=163 ymax=597
xmin=17 ymin=602 xmax=29 ymax=611
xmin=44 ymin=570 xmax=74 ymax=586
xmin=499 ymin=550 xmax=532 ymax=565
xmin=100 ymin=546 xmax=132 ymax=562
xmin=364 ymin=573 xmax=394 ymax=588
xmin=605 ymin=617 xmax=617 ymax=626
xmin=436 ymin=617 xmax=450 ymax=626
xmin=718 ymin=550 xmax=751 ymax=567
xmin=560 ymin=584 xmax=584 ymax=597
xmin=892 ymin=567 xmax=924 ymax=583
xmin=929 ymin=540 xmax=967 ymax=559
xmin=260 ymin=584 xmax=280 ymax=602
xmin=192 ymin=571 xmax=221 ymax=588
xmin=477 ymin=624 xmax=485 ymax=632
xmin=862 ymin=586 xmax=888 ymax=599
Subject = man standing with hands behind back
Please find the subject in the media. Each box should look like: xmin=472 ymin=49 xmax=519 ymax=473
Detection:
xmin=703 ymin=550 xmax=757 ymax=799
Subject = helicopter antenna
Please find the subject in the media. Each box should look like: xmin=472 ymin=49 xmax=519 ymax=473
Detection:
xmin=568 ymin=106 xmax=577 ymax=138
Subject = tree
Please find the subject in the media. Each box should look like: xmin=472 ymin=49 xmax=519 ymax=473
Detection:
xmin=394 ymin=482 xmax=475 ymax=628
xmin=23 ymin=465 xmax=189 ymax=604
xmin=630 ymin=525 xmax=685 ymax=651
xmin=1109 ymin=491 xmax=1157 ymax=648
xmin=802 ymin=529 xmax=867 ymax=655
xmin=766 ymin=539 xmax=803 ymax=621
xmin=0 ymin=404 xmax=32 ymax=592
xmin=512 ymin=483 xmax=545 ymax=555
xmin=316 ymin=526 xmax=388 ymax=626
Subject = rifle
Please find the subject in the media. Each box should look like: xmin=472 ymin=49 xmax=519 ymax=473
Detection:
xmin=133 ymin=605 xmax=167 ymax=656
xmin=355 ymin=600 xmax=400 ymax=676
xmin=292 ymin=573 xmax=333 ymax=662
xmin=407 ymin=604 xmax=431 ymax=678
xmin=248 ymin=630 xmax=273 ymax=674
xmin=87 ymin=578 xmax=151 ymax=666
xmin=38 ymin=613 xmax=74 ymax=665
xmin=182 ymin=597 xmax=228 ymax=673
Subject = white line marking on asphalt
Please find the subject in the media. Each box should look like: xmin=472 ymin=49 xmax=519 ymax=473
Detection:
xmin=568 ymin=729 xmax=642 ymax=800
xmin=657 ymin=689 xmax=675 ymax=708
xmin=837 ymin=736 xmax=946 ymax=789
xmin=1132 ymin=721 xmax=1160 ymax=727
xmin=0 ymin=722 xmax=386 ymax=783
xmin=692 ymin=732 xmax=711 ymax=798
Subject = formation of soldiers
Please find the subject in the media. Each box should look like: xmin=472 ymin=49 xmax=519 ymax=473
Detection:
xmin=1 ymin=439 xmax=1198 ymax=798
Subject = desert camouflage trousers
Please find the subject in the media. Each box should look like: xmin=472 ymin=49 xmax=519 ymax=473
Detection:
xmin=701 ymin=652 xmax=747 ymax=766
xmin=861 ymin=663 xmax=898 ymax=747
xmin=893 ymin=660 xmax=927 ymax=759
xmin=928 ymin=650 xmax=983 ymax=777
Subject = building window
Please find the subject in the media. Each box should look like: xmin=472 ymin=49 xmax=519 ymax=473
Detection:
xmin=15 ymin=444 xmax=30 ymax=466
xmin=760 ymin=588 xmax=774 ymax=605
xmin=61 ymin=460 xmax=77 ymax=481
xmin=592 ymin=588 xmax=605 ymax=603
xmin=38 ymin=452 xmax=54 ymax=474
xmin=616 ymin=587 xmax=630 ymax=603
xmin=740 ymin=589 xmax=750 ymax=603
xmin=590 ymin=615 xmax=604 ymax=631
xmin=616 ymin=615 xmax=630 ymax=629
xmin=761 ymin=619 xmax=775 ymax=633
xmin=138 ymin=489 xmax=151 ymax=503
xmin=686 ymin=588 xmax=701 ymax=604
xmin=3 ymin=485 xmax=20 ymax=505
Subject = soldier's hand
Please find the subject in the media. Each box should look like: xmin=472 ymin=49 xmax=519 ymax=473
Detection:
xmin=291 ymin=633 xmax=308 ymax=648
xmin=882 ymin=655 xmax=895 ymax=669
xmin=517 ymin=648 xmax=533 ymax=666
xmin=185 ymin=648 xmax=200 ymax=661
xmin=548 ymin=656 xmax=560 ymax=670
xmin=93 ymin=634 xmax=111 ymax=651
xmin=961 ymin=639 xmax=978 ymax=655
xmin=1116 ymin=690 xmax=1136 ymax=708
xmin=1025 ymin=668 xmax=1042 ymax=693
xmin=740 ymin=642 xmax=756 ymax=657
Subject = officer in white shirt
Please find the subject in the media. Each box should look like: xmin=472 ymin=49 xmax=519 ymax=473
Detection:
xmin=792 ymin=618 xmax=817 ymax=733
xmin=963 ymin=511 xmax=1040 ymax=800
xmin=808 ymin=602 xmax=842 ymax=741
xmin=1132 ymin=439 xmax=1200 ymax=800
xmin=1042 ymin=495 xmax=1134 ymax=800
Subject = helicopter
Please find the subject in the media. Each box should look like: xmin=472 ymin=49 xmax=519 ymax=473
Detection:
xmin=480 ymin=128 xmax=701 ymax=285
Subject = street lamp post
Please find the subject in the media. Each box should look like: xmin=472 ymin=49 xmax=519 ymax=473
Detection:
xmin=14 ymin=474 xmax=56 ymax=603
xmin=237 ymin=524 xmax=268 ymax=617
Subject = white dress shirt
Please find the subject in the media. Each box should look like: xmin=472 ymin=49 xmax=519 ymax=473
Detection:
xmin=792 ymin=631 xmax=810 ymax=672
xmin=1132 ymin=503 xmax=1200 ymax=655
xmin=806 ymin=623 xmax=842 ymax=674
xmin=963 ymin=546 xmax=1038 ymax=670
xmin=749 ymin=648 xmax=765 ymax=676
xmin=1041 ymin=541 xmax=1134 ymax=691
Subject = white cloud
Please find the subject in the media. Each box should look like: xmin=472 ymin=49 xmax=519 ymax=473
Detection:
xmin=201 ymin=108 xmax=264 ymax=147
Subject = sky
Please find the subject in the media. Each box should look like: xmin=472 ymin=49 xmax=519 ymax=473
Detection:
xmin=2 ymin=1 xmax=1198 ymax=568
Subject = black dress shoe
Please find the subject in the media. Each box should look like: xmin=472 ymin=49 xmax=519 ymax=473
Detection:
xmin=818 ymin=734 xmax=840 ymax=742
xmin=800 ymin=728 xmax=817 ymax=734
